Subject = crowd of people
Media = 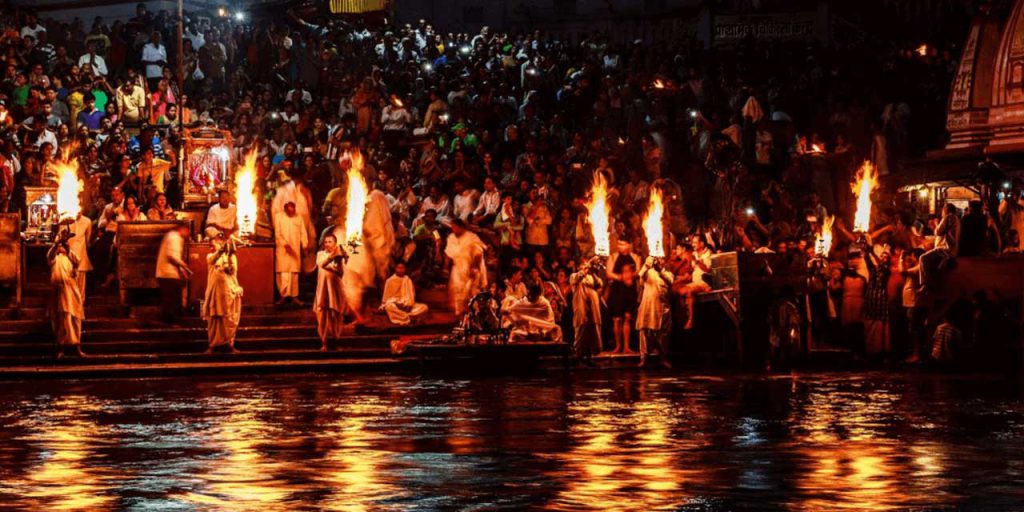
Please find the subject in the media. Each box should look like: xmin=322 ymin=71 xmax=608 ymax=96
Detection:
xmin=0 ymin=3 xmax=1009 ymax=365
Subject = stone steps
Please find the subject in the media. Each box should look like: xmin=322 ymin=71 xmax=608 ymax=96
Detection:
xmin=0 ymin=347 xmax=396 ymax=367
xmin=0 ymin=357 xmax=407 ymax=379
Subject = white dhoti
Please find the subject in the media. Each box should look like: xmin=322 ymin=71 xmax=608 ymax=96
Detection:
xmin=50 ymin=253 xmax=84 ymax=347
xmin=276 ymin=272 xmax=300 ymax=298
xmin=52 ymin=312 xmax=82 ymax=346
xmin=381 ymin=274 xmax=427 ymax=325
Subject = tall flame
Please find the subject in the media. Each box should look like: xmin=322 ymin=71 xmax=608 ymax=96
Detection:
xmin=235 ymin=147 xmax=259 ymax=238
xmin=55 ymin=156 xmax=82 ymax=222
xmin=585 ymin=172 xmax=611 ymax=257
xmin=643 ymin=187 xmax=665 ymax=258
xmin=344 ymin=150 xmax=368 ymax=247
xmin=814 ymin=215 xmax=834 ymax=258
xmin=852 ymin=161 xmax=878 ymax=233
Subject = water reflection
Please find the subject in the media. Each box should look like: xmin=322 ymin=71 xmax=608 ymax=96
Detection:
xmin=3 ymin=397 xmax=116 ymax=511
xmin=0 ymin=373 xmax=1020 ymax=510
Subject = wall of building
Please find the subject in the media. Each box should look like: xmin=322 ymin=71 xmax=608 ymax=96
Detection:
xmin=10 ymin=0 xmax=217 ymax=23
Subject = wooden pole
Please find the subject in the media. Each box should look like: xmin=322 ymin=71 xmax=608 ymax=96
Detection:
xmin=177 ymin=0 xmax=185 ymax=209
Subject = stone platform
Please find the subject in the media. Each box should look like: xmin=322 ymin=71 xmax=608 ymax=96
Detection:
xmin=0 ymin=284 xmax=457 ymax=378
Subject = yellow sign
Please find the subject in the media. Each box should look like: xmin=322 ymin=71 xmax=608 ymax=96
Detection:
xmin=329 ymin=0 xmax=387 ymax=14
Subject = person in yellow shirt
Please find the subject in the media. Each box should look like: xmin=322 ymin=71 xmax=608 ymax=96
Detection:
xmin=115 ymin=76 xmax=148 ymax=124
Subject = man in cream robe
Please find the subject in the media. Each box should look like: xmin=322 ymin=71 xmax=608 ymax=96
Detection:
xmin=67 ymin=214 xmax=93 ymax=294
xmin=274 ymin=202 xmax=308 ymax=304
xmin=203 ymin=238 xmax=243 ymax=352
xmin=507 ymin=284 xmax=562 ymax=342
xmin=381 ymin=262 xmax=427 ymax=325
xmin=272 ymin=177 xmax=317 ymax=271
xmin=205 ymin=190 xmax=237 ymax=239
xmin=444 ymin=219 xmax=487 ymax=316
xmin=636 ymin=257 xmax=674 ymax=368
xmin=315 ymin=233 xmax=346 ymax=349
xmin=571 ymin=260 xmax=604 ymax=364
xmin=48 ymin=241 xmax=84 ymax=357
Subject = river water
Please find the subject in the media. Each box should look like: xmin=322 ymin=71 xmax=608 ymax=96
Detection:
xmin=0 ymin=371 xmax=1022 ymax=511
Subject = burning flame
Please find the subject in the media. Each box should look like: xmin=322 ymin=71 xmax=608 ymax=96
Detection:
xmin=810 ymin=144 xmax=824 ymax=153
xmin=235 ymin=147 xmax=259 ymax=238
xmin=916 ymin=44 xmax=928 ymax=57
xmin=55 ymin=160 xmax=82 ymax=222
xmin=653 ymin=79 xmax=666 ymax=89
xmin=815 ymin=215 xmax=834 ymax=258
xmin=391 ymin=95 xmax=404 ymax=108
xmin=852 ymin=161 xmax=878 ymax=233
xmin=585 ymin=171 xmax=611 ymax=257
xmin=644 ymin=187 xmax=665 ymax=258
xmin=343 ymin=150 xmax=368 ymax=248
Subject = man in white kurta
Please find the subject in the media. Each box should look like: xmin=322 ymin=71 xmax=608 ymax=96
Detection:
xmin=315 ymin=234 xmax=347 ymax=349
xmin=274 ymin=202 xmax=308 ymax=304
xmin=381 ymin=262 xmax=427 ymax=325
xmin=48 ymin=241 xmax=84 ymax=357
xmin=570 ymin=262 xmax=603 ymax=362
xmin=205 ymin=190 xmax=237 ymax=239
xmin=67 ymin=214 xmax=93 ymax=294
xmin=445 ymin=220 xmax=487 ymax=316
xmin=507 ymin=284 xmax=562 ymax=342
xmin=636 ymin=257 xmax=674 ymax=368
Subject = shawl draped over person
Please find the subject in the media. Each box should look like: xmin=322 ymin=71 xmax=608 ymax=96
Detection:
xmin=274 ymin=212 xmax=308 ymax=274
xmin=49 ymin=250 xmax=83 ymax=347
xmin=636 ymin=265 xmax=673 ymax=332
xmin=445 ymin=230 xmax=487 ymax=316
xmin=364 ymin=189 xmax=397 ymax=281
xmin=314 ymin=249 xmax=346 ymax=341
xmin=272 ymin=180 xmax=317 ymax=271
xmin=506 ymin=296 xmax=562 ymax=342
xmin=203 ymin=250 xmax=243 ymax=347
xmin=68 ymin=215 xmax=93 ymax=292
xmin=341 ymin=190 xmax=395 ymax=313
xmin=381 ymin=274 xmax=428 ymax=325
xmin=570 ymin=268 xmax=603 ymax=354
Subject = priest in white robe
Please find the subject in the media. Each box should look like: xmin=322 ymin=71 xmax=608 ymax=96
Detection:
xmin=49 ymin=239 xmax=85 ymax=357
xmin=203 ymin=237 xmax=243 ymax=352
xmin=507 ymin=284 xmax=562 ymax=342
xmin=314 ymin=233 xmax=347 ymax=349
xmin=571 ymin=259 xmax=604 ymax=364
xmin=364 ymin=188 xmax=396 ymax=282
xmin=444 ymin=219 xmax=487 ymax=316
xmin=272 ymin=177 xmax=317 ymax=272
xmin=381 ymin=262 xmax=428 ymax=325
xmin=274 ymin=201 xmax=308 ymax=305
xmin=67 ymin=214 xmax=93 ymax=294
xmin=205 ymin=189 xmax=237 ymax=239
xmin=636 ymin=257 xmax=674 ymax=368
